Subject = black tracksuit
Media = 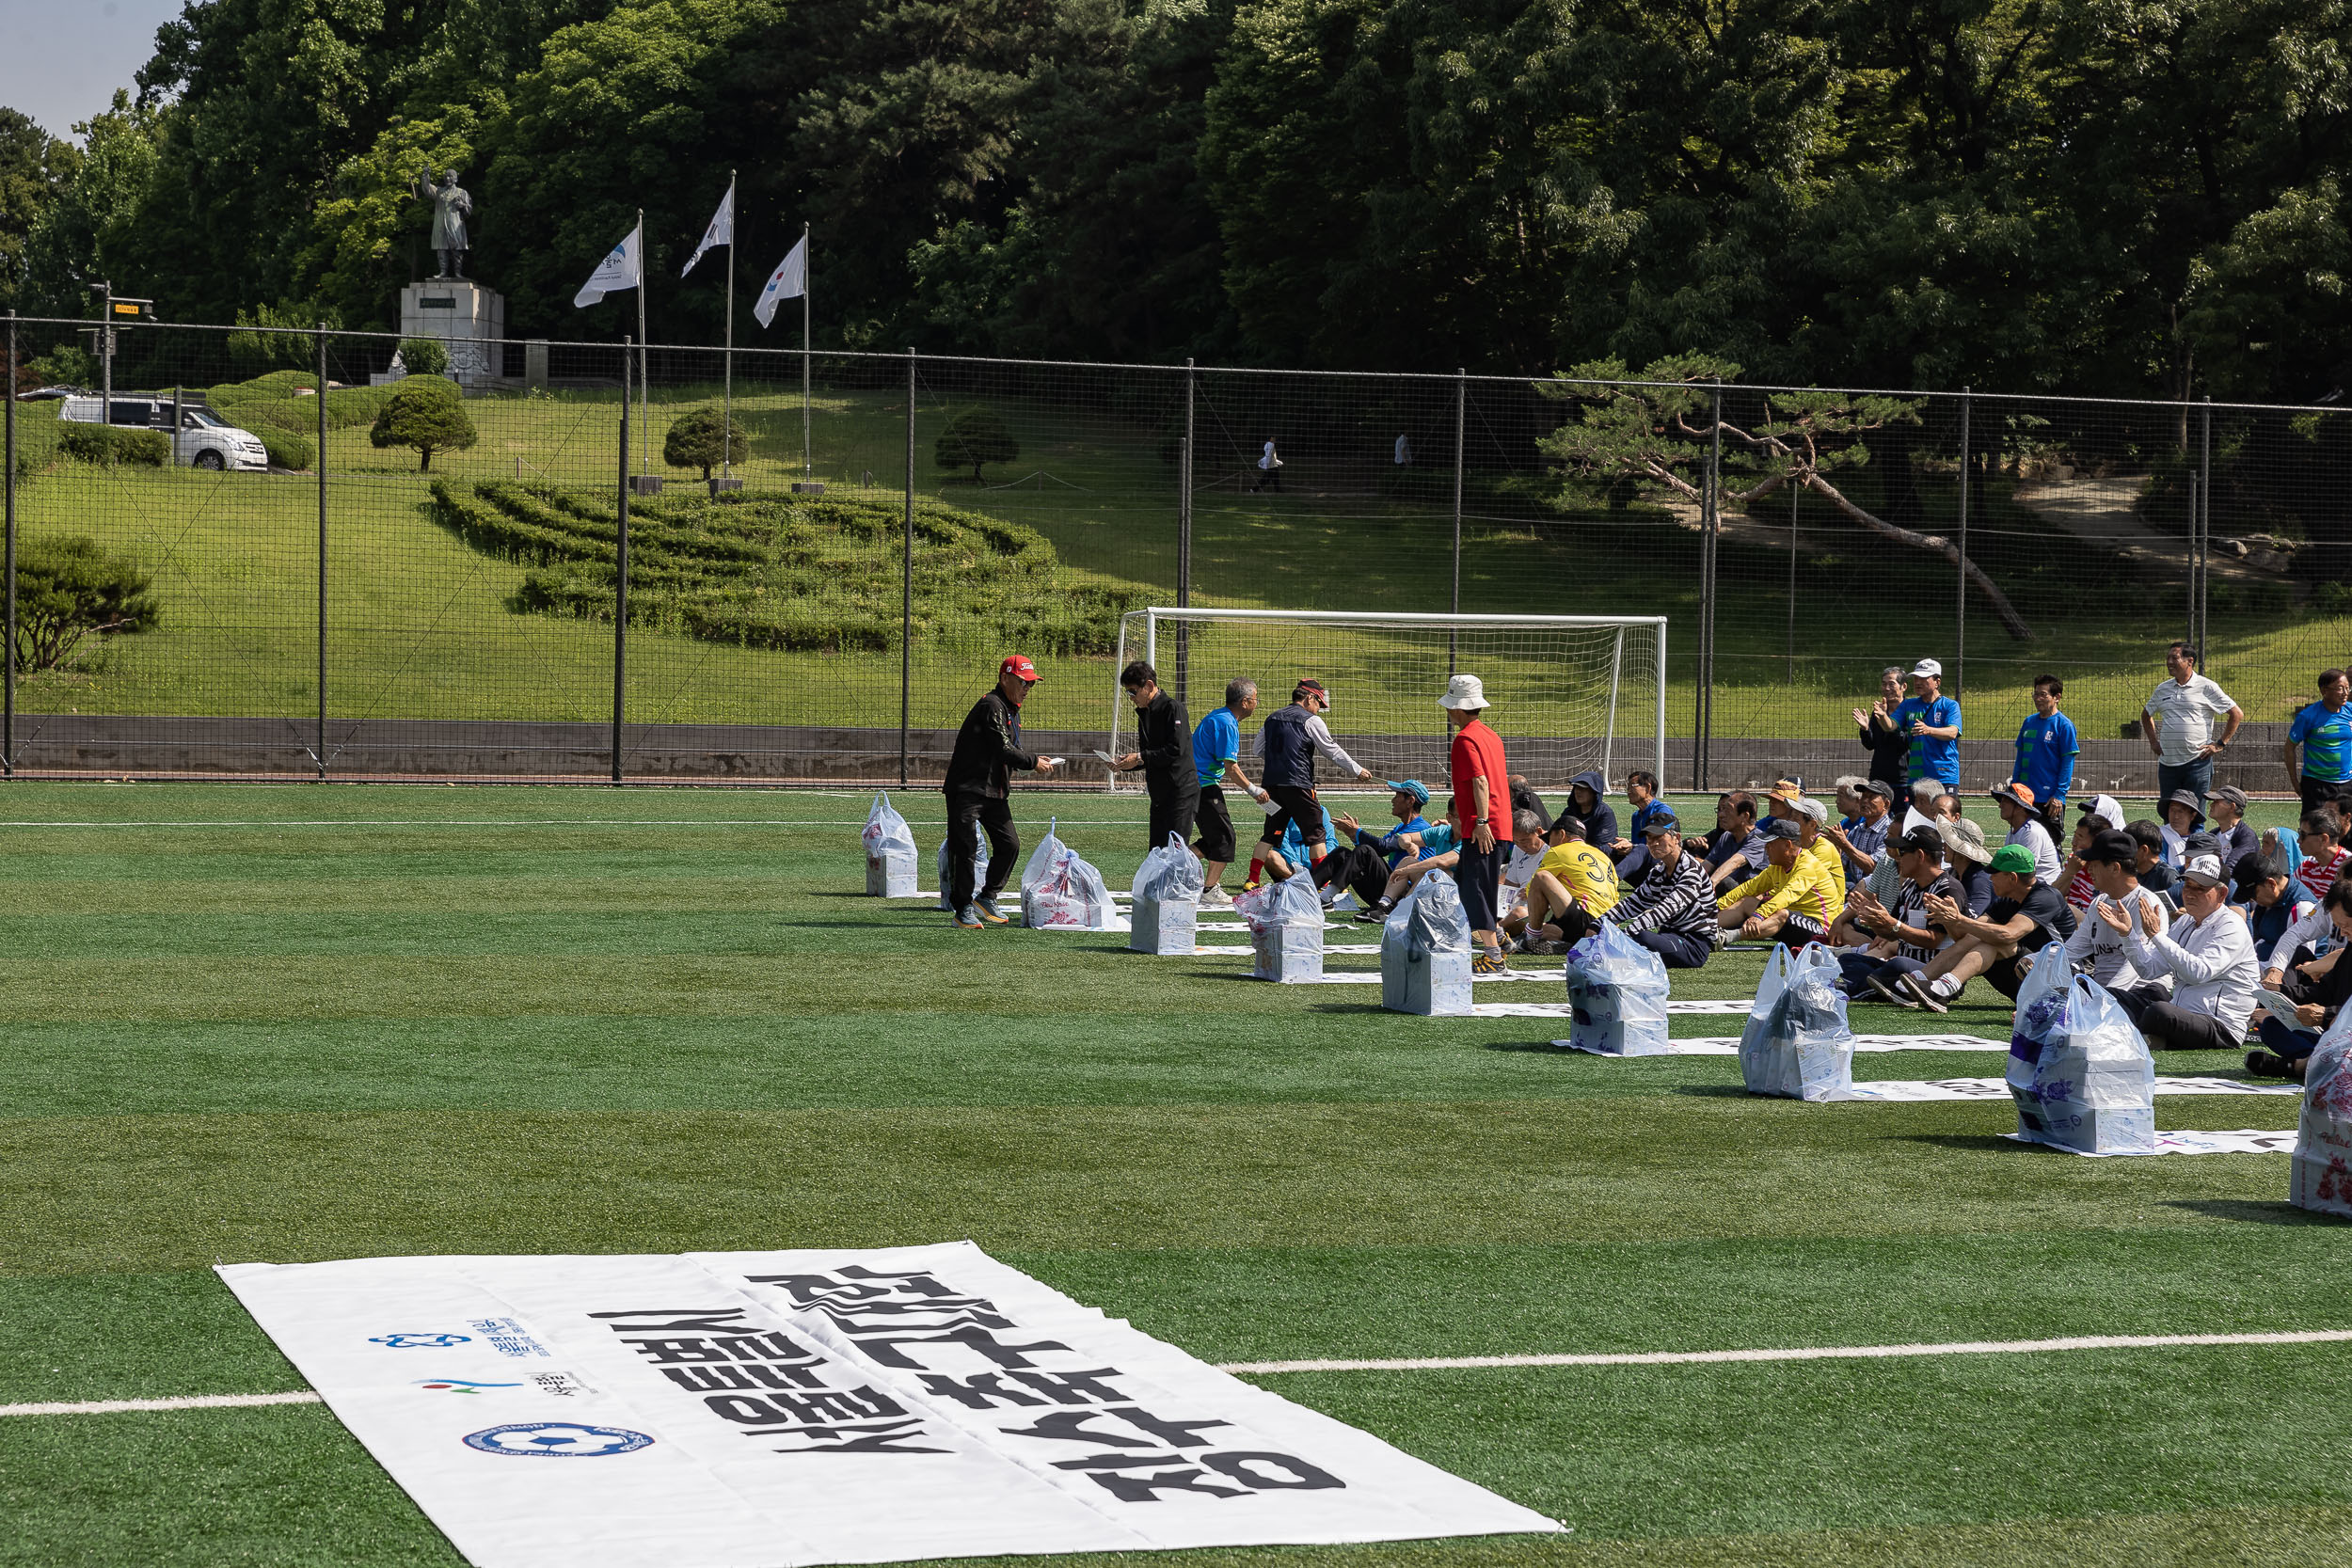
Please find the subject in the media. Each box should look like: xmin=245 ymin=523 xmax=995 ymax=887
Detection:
xmin=942 ymin=689 xmax=1038 ymax=909
xmin=1132 ymin=690 xmax=1200 ymax=849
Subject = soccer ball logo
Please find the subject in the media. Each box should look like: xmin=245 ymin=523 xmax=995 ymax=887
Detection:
xmin=462 ymin=1422 xmax=654 ymax=1457
xmin=370 ymin=1333 xmax=471 ymax=1349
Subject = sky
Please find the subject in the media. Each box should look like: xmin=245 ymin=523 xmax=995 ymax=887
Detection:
xmin=0 ymin=0 xmax=185 ymax=142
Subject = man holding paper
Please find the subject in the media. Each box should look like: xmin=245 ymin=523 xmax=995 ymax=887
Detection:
xmin=942 ymin=655 xmax=1060 ymax=928
xmin=1112 ymin=661 xmax=1199 ymax=852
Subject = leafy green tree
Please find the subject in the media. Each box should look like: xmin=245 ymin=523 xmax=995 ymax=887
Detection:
xmin=13 ymin=535 xmax=160 ymax=673
xmin=369 ymin=375 xmax=477 ymax=470
xmin=0 ymin=107 xmax=78 ymax=312
xmin=18 ymin=92 xmax=162 ymax=321
xmin=934 ymin=405 xmax=1018 ymax=480
xmin=397 ymin=337 xmax=451 ymax=376
xmin=662 ymin=406 xmax=749 ymax=479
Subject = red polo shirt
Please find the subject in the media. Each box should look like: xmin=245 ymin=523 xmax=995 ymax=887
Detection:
xmin=1449 ymin=718 xmax=1511 ymax=839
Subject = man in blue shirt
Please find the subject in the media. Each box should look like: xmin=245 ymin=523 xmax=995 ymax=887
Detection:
xmin=1890 ymin=657 xmax=1963 ymax=791
xmin=1190 ymin=677 xmax=1269 ymax=907
xmin=2010 ymin=673 xmax=2079 ymax=807
xmin=2285 ymin=667 xmax=2352 ymax=816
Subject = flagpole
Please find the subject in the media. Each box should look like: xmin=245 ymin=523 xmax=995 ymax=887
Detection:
xmin=635 ymin=212 xmax=648 ymax=483
xmin=723 ymin=172 xmax=736 ymax=483
xmin=801 ymin=221 xmax=812 ymax=477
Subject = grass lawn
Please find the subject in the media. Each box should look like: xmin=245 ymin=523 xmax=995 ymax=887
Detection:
xmin=8 ymin=379 xmax=2347 ymax=752
xmin=0 ymin=783 xmax=2343 ymax=1566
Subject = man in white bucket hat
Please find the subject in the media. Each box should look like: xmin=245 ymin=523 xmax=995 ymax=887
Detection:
xmin=1442 ymin=673 xmax=1512 ymax=974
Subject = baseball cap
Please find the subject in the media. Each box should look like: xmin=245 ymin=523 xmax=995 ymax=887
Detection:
xmin=2234 ymin=854 xmax=2290 ymax=900
xmin=1791 ymin=796 xmax=1828 ymax=826
xmin=1553 ymin=814 xmax=1588 ymax=841
xmin=1294 ymin=678 xmax=1327 ymax=696
xmin=2083 ymin=830 xmax=2138 ymax=866
xmin=1910 ymin=658 xmax=1943 ymax=679
xmin=2182 ymin=852 xmax=2229 ymax=888
xmin=1896 ymin=826 xmax=1946 ymax=858
xmin=1862 ymin=779 xmax=1897 ymax=801
xmin=999 ymin=654 xmax=1041 ymax=682
xmin=1761 ymin=817 xmax=1804 ymax=842
xmin=1988 ymin=782 xmax=2036 ymax=808
xmin=1387 ymin=779 xmax=1429 ymax=805
xmin=1988 ymin=844 xmax=2038 ymax=877
xmin=1642 ymin=809 xmax=1681 ymax=836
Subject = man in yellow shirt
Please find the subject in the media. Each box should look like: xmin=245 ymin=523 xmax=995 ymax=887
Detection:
xmin=1507 ymin=813 xmax=1619 ymax=952
xmin=1718 ymin=817 xmax=1840 ymax=946
xmin=1787 ymin=795 xmax=1849 ymax=927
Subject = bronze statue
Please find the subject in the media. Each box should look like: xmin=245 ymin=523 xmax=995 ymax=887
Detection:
xmin=413 ymin=168 xmax=473 ymax=279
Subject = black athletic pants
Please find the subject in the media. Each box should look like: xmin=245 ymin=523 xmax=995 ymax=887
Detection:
xmin=1311 ymin=842 xmax=1391 ymax=909
xmin=1147 ymin=781 xmax=1200 ymax=852
xmin=1552 ymin=904 xmax=1708 ymax=969
xmin=946 ymin=794 xmax=1018 ymax=911
xmin=2115 ymin=983 xmax=2243 ymax=1051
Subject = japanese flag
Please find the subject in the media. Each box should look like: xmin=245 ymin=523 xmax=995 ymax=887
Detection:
xmin=753 ymin=234 xmax=806 ymax=328
xmin=680 ymin=183 xmax=733 ymax=277
xmin=572 ymin=220 xmax=642 ymax=308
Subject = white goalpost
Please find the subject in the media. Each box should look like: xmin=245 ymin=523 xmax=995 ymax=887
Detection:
xmin=1105 ymin=608 xmax=1666 ymax=795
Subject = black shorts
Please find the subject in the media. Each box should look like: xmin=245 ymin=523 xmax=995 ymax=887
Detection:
xmin=1779 ymin=913 xmax=1828 ymax=947
xmin=1454 ymin=842 xmax=1505 ymax=931
xmin=1195 ymin=785 xmax=1237 ymax=863
xmin=1260 ymin=784 xmax=1321 ymax=849
xmin=1987 ymin=949 xmax=2034 ymax=1000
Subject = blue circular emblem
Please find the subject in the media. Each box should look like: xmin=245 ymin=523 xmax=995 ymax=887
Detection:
xmin=370 ymin=1333 xmax=472 ymax=1349
xmin=463 ymin=1422 xmax=654 ymax=1458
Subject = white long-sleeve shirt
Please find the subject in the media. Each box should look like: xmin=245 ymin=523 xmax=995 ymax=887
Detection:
xmin=1252 ymin=714 xmax=1362 ymax=778
xmin=2122 ymin=901 xmax=2260 ymax=1037
xmin=2063 ymin=884 xmax=2169 ymax=991
xmin=2007 ymin=817 xmax=2062 ymax=886
xmin=2267 ymin=902 xmax=2337 ymax=972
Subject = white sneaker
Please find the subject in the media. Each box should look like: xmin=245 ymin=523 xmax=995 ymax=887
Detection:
xmin=1200 ymin=887 xmax=1233 ymax=909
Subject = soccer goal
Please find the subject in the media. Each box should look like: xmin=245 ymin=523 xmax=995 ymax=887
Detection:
xmin=1105 ymin=608 xmax=1665 ymax=795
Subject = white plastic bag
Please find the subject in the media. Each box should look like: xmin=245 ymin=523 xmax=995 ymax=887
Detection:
xmin=1246 ymin=872 xmax=1325 ymax=982
xmin=1129 ymin=832 xmax=1203 ymax=955
xmin=934 ymin=831 xmax=990 ymax=911
xmin=862 ymin=792 xmax=918 ymax=896
xmin=1018 ymin=819 xmax=1117 ymax=930
xmin=2291 ymin=1009 xmax=2352 ymax=1214
xmin=2005 ymin=942 xmax=2155 ymax=1154
xmin=1739 ymin=942 xmax=1855 ymax=1100
xmin=1380 ymin=877 xmax=1472 ymax=1015
xmin=1561 ymin=920 xmax=1671 ymax=1054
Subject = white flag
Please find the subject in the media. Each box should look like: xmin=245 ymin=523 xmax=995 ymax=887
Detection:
xmin=572 ymin=220 xmax=642 ymax=308
xmin=679 ymin=183 xmax=733 ymax=277
xmin=752 ymin=234 xmax=806 ymax=327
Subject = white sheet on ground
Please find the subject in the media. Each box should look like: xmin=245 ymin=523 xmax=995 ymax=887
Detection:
xmin=2005 ymin=1128 xmax=2296 ymax=1156
xmin=1548 ymin=1034 xmax=2010 ymax=1055
xmin=216 ymin=1243 xmax=1559 ymax=1568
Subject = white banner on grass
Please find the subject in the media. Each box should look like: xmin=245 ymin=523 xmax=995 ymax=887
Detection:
xmin=2007 ymin=1128 xmax=2296 ymax=1157
xmin=1549 ymin=1034 xmax=2010 ymax=1056
xmin=218 ymin=1243 xmax=1557 ymax=1568
xmin=1848 ymin=1075 xmax=2302 ymax=1101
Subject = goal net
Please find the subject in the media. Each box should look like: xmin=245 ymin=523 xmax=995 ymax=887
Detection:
xmin=1105 ymin=609 xmax=1665 ymax=795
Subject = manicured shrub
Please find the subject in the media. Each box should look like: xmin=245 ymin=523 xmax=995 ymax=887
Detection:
xmin=12 ymin=535 xmax=160 ymax=672
xmin=398 ymin=338 xmax=451 ymax=378
xmin=57 ymin=424 xmax=169 ymax=467
xmin=255 ymin=428 xmax=314 ymax=471
xmin=663 ymin=407 xmax=750 ymax=479
xmin=934 ymin=406 xmax=1019 ymax=480
xmin=370 ymin=377 xmax=478 ymax=471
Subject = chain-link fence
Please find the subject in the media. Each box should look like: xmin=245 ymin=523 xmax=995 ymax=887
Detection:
xmin=3 ymin=312 xmax=2340 ymax=795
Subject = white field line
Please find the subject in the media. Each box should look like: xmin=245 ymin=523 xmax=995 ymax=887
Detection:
xmin=0 ymin=819 xmax=1150 ymax=829
xmin=17 ymin=1329 xmax=2352 ymax=1418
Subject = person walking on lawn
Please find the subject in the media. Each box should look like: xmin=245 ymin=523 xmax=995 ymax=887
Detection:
xmin=1112 ymin=660 xmax=1200 ymax=854
xmin=1442 ymin=673 xmax=1514 ymax=974
xmin=942 ymin=655 xmax=1059 ymax=928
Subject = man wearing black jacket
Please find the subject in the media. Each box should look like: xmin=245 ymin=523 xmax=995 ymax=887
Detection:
xmin=1113 ymin=661 xmax=1200 ymax=849
xmin=943 ymin=655 xmax=1060 ymax=927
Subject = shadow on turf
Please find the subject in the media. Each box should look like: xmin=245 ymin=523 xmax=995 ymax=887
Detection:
xmin=2169 ymin=1198 xmax=2350 ymax=1227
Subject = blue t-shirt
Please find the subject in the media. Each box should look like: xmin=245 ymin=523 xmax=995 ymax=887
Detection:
xmin=1628 ymin=799 xmax=1664 ymax=840
xmin=1892 ymin=695 xmax=1963 ymax=788
xmin=1193 ymin=705 xmax=1241 ymax=789
xmin=2290 ymin=701 xmax=2352 ymax=785
xmin=2010 ymin=709 xmax=2078 ymax=804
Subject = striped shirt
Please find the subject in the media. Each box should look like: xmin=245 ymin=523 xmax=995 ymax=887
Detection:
xmin=2300 ymin=846 xmax=2349 ymax=904
xmin=1608 ymin=849 xmax=1715 ymax=942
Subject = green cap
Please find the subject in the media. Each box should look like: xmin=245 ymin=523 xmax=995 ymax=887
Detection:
xmin=1987 ymin=844 xmax=2038 ymax=877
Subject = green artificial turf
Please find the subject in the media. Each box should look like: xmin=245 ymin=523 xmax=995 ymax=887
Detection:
xmin=0 ymin=783 xmax=2341 ymax=1568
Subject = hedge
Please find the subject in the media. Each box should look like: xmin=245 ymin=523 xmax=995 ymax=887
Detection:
xmin=57 ymin=424 xmax=170 ymax=467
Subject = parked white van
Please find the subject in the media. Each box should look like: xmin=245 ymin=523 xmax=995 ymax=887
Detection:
xmin=57 ymin=395 xmax=272 ymax=471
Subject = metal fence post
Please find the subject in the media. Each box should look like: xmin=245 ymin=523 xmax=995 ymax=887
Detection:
xmin=1450 ymin=369 xmax=1465 ymax=673
xmin=901 ymin=348 xmax=914 ymax=787
xmin=1696 ymin=387 xmax=1722 ymax=792
xmin=612 ymin=339 xmax=631 ymax=784
xmin=1176 ymin=359 xmax=1194 ymax=708
xmin=1955 ymin=388 xmax=1969 ymax=699
xmin=315 ymin=325 xmax=328 ymax=780
xmin=3 ymin=310 xmax=13 ymax=779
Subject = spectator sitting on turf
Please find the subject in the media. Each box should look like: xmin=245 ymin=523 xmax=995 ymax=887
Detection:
xmin=1499 ymin=809 xmax=1559 ymax=933
xmin=2010 ymin=673 xmax=2079 ymax=808
xmin=2206 ymin=784 xmax=2259 ymax=875
xmin=2061 ymin=831 xmax=2170 ymax=993
xmin=1364 ymin=811 xmax=1466 ymax=911
xmin=1555 ymin=770 xmax=1619 ymax=853
xmin=2238 ymin=853 xmax=2321 ymax=973
xmin=1938 ymin=816 xmax=1997 ymax=917
xmin=1507 ymin=774 xmax=1552 ymax=834
xmin=1822 ymin=779 xmax=1895 ymax=887
xmin=2296 ymin=814 xmax=2351 ymax=902
xmin=1508 ymin=814 xmax=1621 ymax=953
xmin=1312 ymin=781 xmax=1438 ymax=912
xmin=1932 ymin=792 xmax=1962 ymax=823
xmin=2158 ymin=789 xmax=2205 ymax=868
xmin=1340 ymin=780 xmax=1449 ymax=922
xmin=2104 ymin=852 xmax=2259 ymax=1050
xmin=1612 ymin=770 xmax=1666 ymax=879
xmin=1899 ymin=776 xmax=1943 ymax=836
xmin=2247 ymin=880 xmax=2352 ymax=1080
xmin=1716 ymin=817 xmax=1842 ymax=948
xmin=1855 ymin=666 xmax=1910 ymax=795
xmin=2126 ymin=820 xmax=2180 ymax=902
xmin=1837 ymin=826 xmax=1962 ymax=1002
xmin=1885 ymin=845 xmax=2078 ymax=1012
xmin=1573 ymin=810 xmax=1717 ymax=968
xmin=1786 ymin=796 xmax=1850 ymax=929
xmin=1704 ymin=790 xmax=1768 ymax=887
xmin=1991 ymin=782 xmax=2062 ymax=886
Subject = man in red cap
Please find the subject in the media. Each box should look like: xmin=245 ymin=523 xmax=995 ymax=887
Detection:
xmin=942 ymin=655 xmax=1060 ymax=927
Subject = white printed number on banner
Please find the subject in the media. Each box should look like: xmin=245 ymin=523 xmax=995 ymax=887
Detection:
xmin=218 ymin=1243 xmax=1555 ymax=1568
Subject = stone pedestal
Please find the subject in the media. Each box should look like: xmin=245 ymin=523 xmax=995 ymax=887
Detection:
xmin=396 ymin=279 xmax=505 ymax=388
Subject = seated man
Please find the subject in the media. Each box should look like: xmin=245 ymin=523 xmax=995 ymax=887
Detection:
xmin=1899 ymin=777 xmax=1944 ymax=836
xmin=1611 ymin=769 xmax=1666 ymax=879
xmin=1936 ymin=816 xmax=1996 ymax=916
xmin=2296 ymin=813 xmax=2350 ymax=902
xmin=1362 ymin=812 xmax=1465 ymax=913
xmin=1822 ymin=780 xmax=1895 ymax=888
xmin=2105 ymin=851 xmax=2259 ymax=1050
xmin=2207 ymin=784 xmax=2260 ymax=875
xmin=1511 ymin=814 xmax=1621 ymax=951
xmin=2057 ymin=810 xmax=2102 ymax=911
xmin=1887 ymin=844 xmax=2078 ymax=1012
xmin=1716 ymin=818 xmax=1841 ymax=947
xmin=1835 ymin=827 xmax=1961 ymax=1002
xmin=1556 ymin=770 xmax=1618 ymax=853
xmin=2247 ymin=879 xmax=2352 ymax=1078
xmin=2238 ymin=853 xmax=2321 ymax=972
xmin=2158 ymin=789 xmax=2204 ymax=869
xmin=1332 ymin=780 xmax=1442 ymax=919
xmin=1991 ymin=782 xmax=2062 ymax=886
xmin=1506 ymin=774 xmax=1552 ymax=835
xmin=1787 ymin=797 xmax=1850 ymax=930
xmin=1705 ymin=790 xmax=1767 ymax=887
xmin=1574 ymin=809 xmax=1715 ymax=968
xmin=2126 ymin=819 xmax=2181 ymax=901
xmin=2060 ymin=830 xmax=2170 ymax=993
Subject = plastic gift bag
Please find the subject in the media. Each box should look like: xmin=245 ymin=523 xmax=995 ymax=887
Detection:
xmin=2291 ymin=1009 xmax=2352 ymax=1214
xmin=862 ymin=792 xmax=918 ymax=897
xmin=1019 ymin=819 xmax=1118 ymax=930
xmin=1739 ymin=942 xmax=1856 ymax=1100
xmin=934 ymin=832 xmax=990 ymax=911
xmin=1129 ymin=832 xmax=1204 ymax=956
xmin=1561 ymin=920 xmax=1671 ymax=1053
xmin=1381 ymin=877 xmax=1472 ymax=1015
xmin=1246 ymin=872 xmax=1326 ymax=983
xmin=2004 ymin=941 xmax=2155 ymax=1154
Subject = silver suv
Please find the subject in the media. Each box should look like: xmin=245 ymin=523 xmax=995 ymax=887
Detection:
xmin=57 ymin=395 xmax=272 ymax=471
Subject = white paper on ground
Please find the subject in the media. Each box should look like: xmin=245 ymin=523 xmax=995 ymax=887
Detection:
xmin=1199 ymin=942 xmax=1382 ymax=956
xmin=217 ymin=1243 xmax=1559 ymax=1568
xmin=1844 ymin=1076 xmax=2302 ymax=1101
xmin=2005 ymin=1128 xmax=2296 ymax=1157
xmin=1548 ymin=1034 xmax=2010 ymax=1056
xmin=1295 ymin=969 xmax=1553 ymax=984
xmin=1460 ymin=998 xmax=1757 ymax=1018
